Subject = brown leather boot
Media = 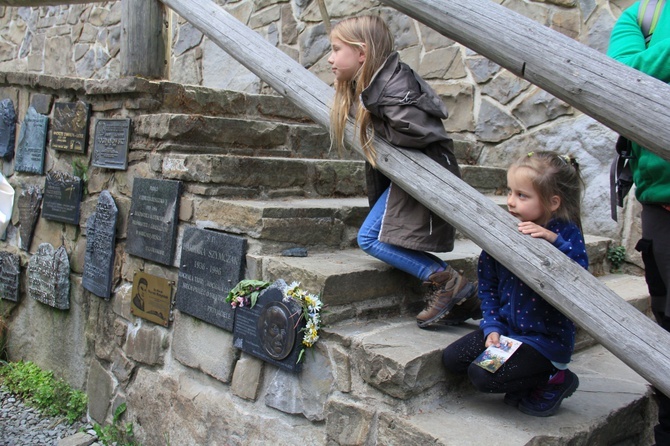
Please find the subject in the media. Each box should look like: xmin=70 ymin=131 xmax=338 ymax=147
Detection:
xmin=416 ymin=266 xmax=476 ymax=328
xmin=438 ymin=285 xmax=481 ymax=326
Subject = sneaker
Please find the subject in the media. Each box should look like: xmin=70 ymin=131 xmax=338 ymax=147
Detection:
xmin=518 ymin=369 xmax=579 ymax=417
xmin=503 ymin=389 xmax=530 ymax=407
xmin=416 ymin=266 xmax=475 ymax=328
xmin=436 ymin=283 xmax=481 ymax=326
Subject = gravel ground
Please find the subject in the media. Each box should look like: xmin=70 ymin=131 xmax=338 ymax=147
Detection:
xmin=0 ymin=387 xmax=95 ymax=446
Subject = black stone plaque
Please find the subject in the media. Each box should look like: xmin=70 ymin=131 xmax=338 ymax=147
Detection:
xmin=233 ymin=283 xmax=306 ymax=373
xmin=18 ymin=185 xmax=43 ymax=251
xmin=15 ymin=106 xmax=48 ymax=174
xmin=130 ymin=271 xmax=173 ymax=327
xmin=27 ymin=243 xmax=70 ymax=310
xmin=0 ymin=99 xmax=16 ymax=161
xmin=92 ymin=118 xmax=130 ymax=170
xmin=51 ymin=101 xmax=90 ymax=153
xmin=175 ymin=227 xmax=246 ymax=331
xmin=126 ymin=178 xmax=181 ymax=265
xmin=41 ymin=171 xmax=83 ymax=225
xmin=82 ymin=191 xmax=118 ymax=298
xmin=0 ymin=251 xmax=20 ymax=302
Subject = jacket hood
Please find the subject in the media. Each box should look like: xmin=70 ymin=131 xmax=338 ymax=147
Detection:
xmin=361 ymin=52 xmax=449 ymax=119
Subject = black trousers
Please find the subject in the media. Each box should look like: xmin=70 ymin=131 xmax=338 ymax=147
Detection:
xmin=442 ymin=329 xmax=555 ymax=394
xmin=638 ymin=205 xmax=670 ymax=446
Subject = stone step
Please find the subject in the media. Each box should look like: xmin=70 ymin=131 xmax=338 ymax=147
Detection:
xmin=194 ymin=194 xmax=508 ymax=254
xmin=321 ymin=273 xmax=649 ymax=403
xmin=155 ymin=154 xmax=367 ymax=199
xmin=344 ymin=344 xmax=651 ymax=445
xmin=256 ymin=235 xmax=614 ymax=325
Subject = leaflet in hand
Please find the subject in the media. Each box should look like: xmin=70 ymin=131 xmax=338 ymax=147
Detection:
xmin=474 ymin=335 xmax=522 ymax=373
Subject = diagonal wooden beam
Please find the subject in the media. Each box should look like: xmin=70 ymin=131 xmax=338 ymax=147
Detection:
xmin=159 ymin=0 xmax=670 ymax=396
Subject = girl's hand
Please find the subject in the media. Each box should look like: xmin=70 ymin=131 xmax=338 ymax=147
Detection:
xmin=518 ymin=221 xmax=557 ymax=243
xmin=485 ymin=332 xmax=500 ymax=348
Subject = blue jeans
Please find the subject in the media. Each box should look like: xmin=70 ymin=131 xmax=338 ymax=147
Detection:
xmin=357 ymin=187 xmax=447 ymax=281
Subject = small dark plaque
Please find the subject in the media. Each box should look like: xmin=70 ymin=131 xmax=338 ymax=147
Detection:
xmin=0 ymin=99 xmax=16 ymax=161
xmin=15 ymin=106 xmax=48 ymax=174
xmin=18 ymin=186 xmax=43 ymax=251
xmin=233 ymin=283 xmax=306 ymax=373
xmin=130 ymin=271 xmax=173 ymax=327
xmin=41 ymin=171 xmax=83 ymax=225
xmin=82 ymin=191 xmax=118 ymax=298
xmin=27 ymin=243 xmax=70 ymax=310
xmin=175 ymin=227 xmax=246 ymax=331
xmin=0 ymin=251 xmax=20 ymax=302
xmin=126 ymin=178 xmax=181 ymax=265
xmin=92 ymin=118 xmax=130 ymax=170
xmin=51 ymin=101 xmax=90 ymax=153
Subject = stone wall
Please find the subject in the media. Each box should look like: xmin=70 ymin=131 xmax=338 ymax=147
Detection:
xmin=0 ymin=0 xmax=648 ymax=241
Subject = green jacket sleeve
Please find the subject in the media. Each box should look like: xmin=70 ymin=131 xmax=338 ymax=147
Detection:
xmin=607 ymin=3 xmax=670 ymax=82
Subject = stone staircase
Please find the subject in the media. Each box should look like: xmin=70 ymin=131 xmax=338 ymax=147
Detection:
xmin=137 ymin=85 xmax=655 ymax=444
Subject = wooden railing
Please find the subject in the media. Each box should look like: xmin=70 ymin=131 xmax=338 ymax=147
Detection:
xmin=2 ymin=0 xmax=670 ymax=396
xmin=158 ymin=0 xmax=670 ymax=397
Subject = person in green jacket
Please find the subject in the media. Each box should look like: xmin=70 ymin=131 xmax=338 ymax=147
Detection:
xmin=608 ymin=2 xmax=670 ymax=444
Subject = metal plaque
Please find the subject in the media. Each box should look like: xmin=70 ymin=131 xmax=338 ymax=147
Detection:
xmin=27 ymin=243 xmax=70 ymax=310
xmin=82 ymin=191 xmax=118 ymax=298
xmin=130 ymin=271 xmax=173 ymax=327
xmin=41 ymin=171 xmax=83 ymax=225
xmin=50 ymin=101 xmax=90 ymax=153
xmin=0 ymin=251 xmax=20 ymax=302
xmin=233 ymin=284 xmax=305 ymax=373
xmin=15 ymin=106 xmax=48 ymax=174
xmin=91 ymin=118 xmax=130 ymax=170
xmin=175 ymin=227 xmax=246 ymax=331
xmin=126 ymin=178 xmax=181 ymax=266
xmin=0 ymin=98 xmax=16 ymax=161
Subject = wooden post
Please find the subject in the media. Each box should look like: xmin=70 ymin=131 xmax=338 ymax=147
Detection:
xmin=121 ymin=0 xmax=166 ymax=79
xmin=379 ymin=0 xmax=670 ymax=163
xmin=158 ymin=0 xmax=670 ymax=396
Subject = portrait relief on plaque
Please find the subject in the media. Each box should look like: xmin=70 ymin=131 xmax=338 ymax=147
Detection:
xmin=130 ymin=271 xmax=174 ymax=327
xmin=257 ymin=301 xmax=296 ymax=361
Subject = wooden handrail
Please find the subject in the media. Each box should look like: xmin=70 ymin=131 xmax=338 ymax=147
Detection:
xmin=158 ymin=0 xmax=670 ymax=396
xmin=380 ymin=0 xmax=670 ymax=162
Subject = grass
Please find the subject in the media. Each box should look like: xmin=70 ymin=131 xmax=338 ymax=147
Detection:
xmin=0 ymin=360 xmax=87 ymax=424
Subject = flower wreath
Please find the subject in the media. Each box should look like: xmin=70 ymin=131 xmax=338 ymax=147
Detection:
xmin=225 ymin=279 xmax=323 ymax=363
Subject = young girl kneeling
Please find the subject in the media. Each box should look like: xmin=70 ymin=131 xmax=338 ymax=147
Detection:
xmin=442 ymin=151 xmax=589 ymax=417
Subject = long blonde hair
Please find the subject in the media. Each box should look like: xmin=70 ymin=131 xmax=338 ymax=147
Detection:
xmin=511 ymin=151 xmax=584 ymax=230
xmin=329 ymin=16 xmax=394 ymax=166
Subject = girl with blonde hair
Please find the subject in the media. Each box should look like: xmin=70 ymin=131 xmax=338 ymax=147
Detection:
xmin=328 ymin=15 xmax=479 ymax=327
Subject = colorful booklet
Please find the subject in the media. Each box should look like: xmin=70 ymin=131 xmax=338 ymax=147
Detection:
xmin=474 ymin=335 xmax=523 ymax=373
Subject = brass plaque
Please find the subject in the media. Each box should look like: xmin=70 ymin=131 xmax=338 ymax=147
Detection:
xmin=130 ymin=271 xmax=174 ymax=327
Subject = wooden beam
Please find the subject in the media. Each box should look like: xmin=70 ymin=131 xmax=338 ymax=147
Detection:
xmin=0 ymin=0 xmax=106 ymax=4
xmin=121 ymin=0 xmax=166 ymax=79
xmin=159 ymin=0 xmax=670 ymax=396
xmin=379 ymin=0 xmax=670 ymax=163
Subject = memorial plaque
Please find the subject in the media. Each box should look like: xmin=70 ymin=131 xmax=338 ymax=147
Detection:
xmin=233 ymin=283 xmax=306 ymax=373
xmin=0 ymin=99 xmax=16 ymax=161
xmin=126 ymin=178 xmax=181 ymax=265
xmin=27 ymin=243 xmax=70 ymax=310
xmin=51 ymin=101 xmax=90 ymax=153
xmin=130 ymin=271 xmax=173 ymax=327
xmin=15 ymin=106 xmax=48 ymax=174
xmin=41 ymin=171 xmax=83 ymax=225
xmin=18 ymin=186 xmax=43 ymax=251
xmin=175 ymin=227 xmax=246 ymax=331
xmin=92 ymin=119 xmax=130 ymax=170
xmin=0 ymin=251 xmax=20 ymax=302
xmin=82 ymin=191 xmax=118 ymax=298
